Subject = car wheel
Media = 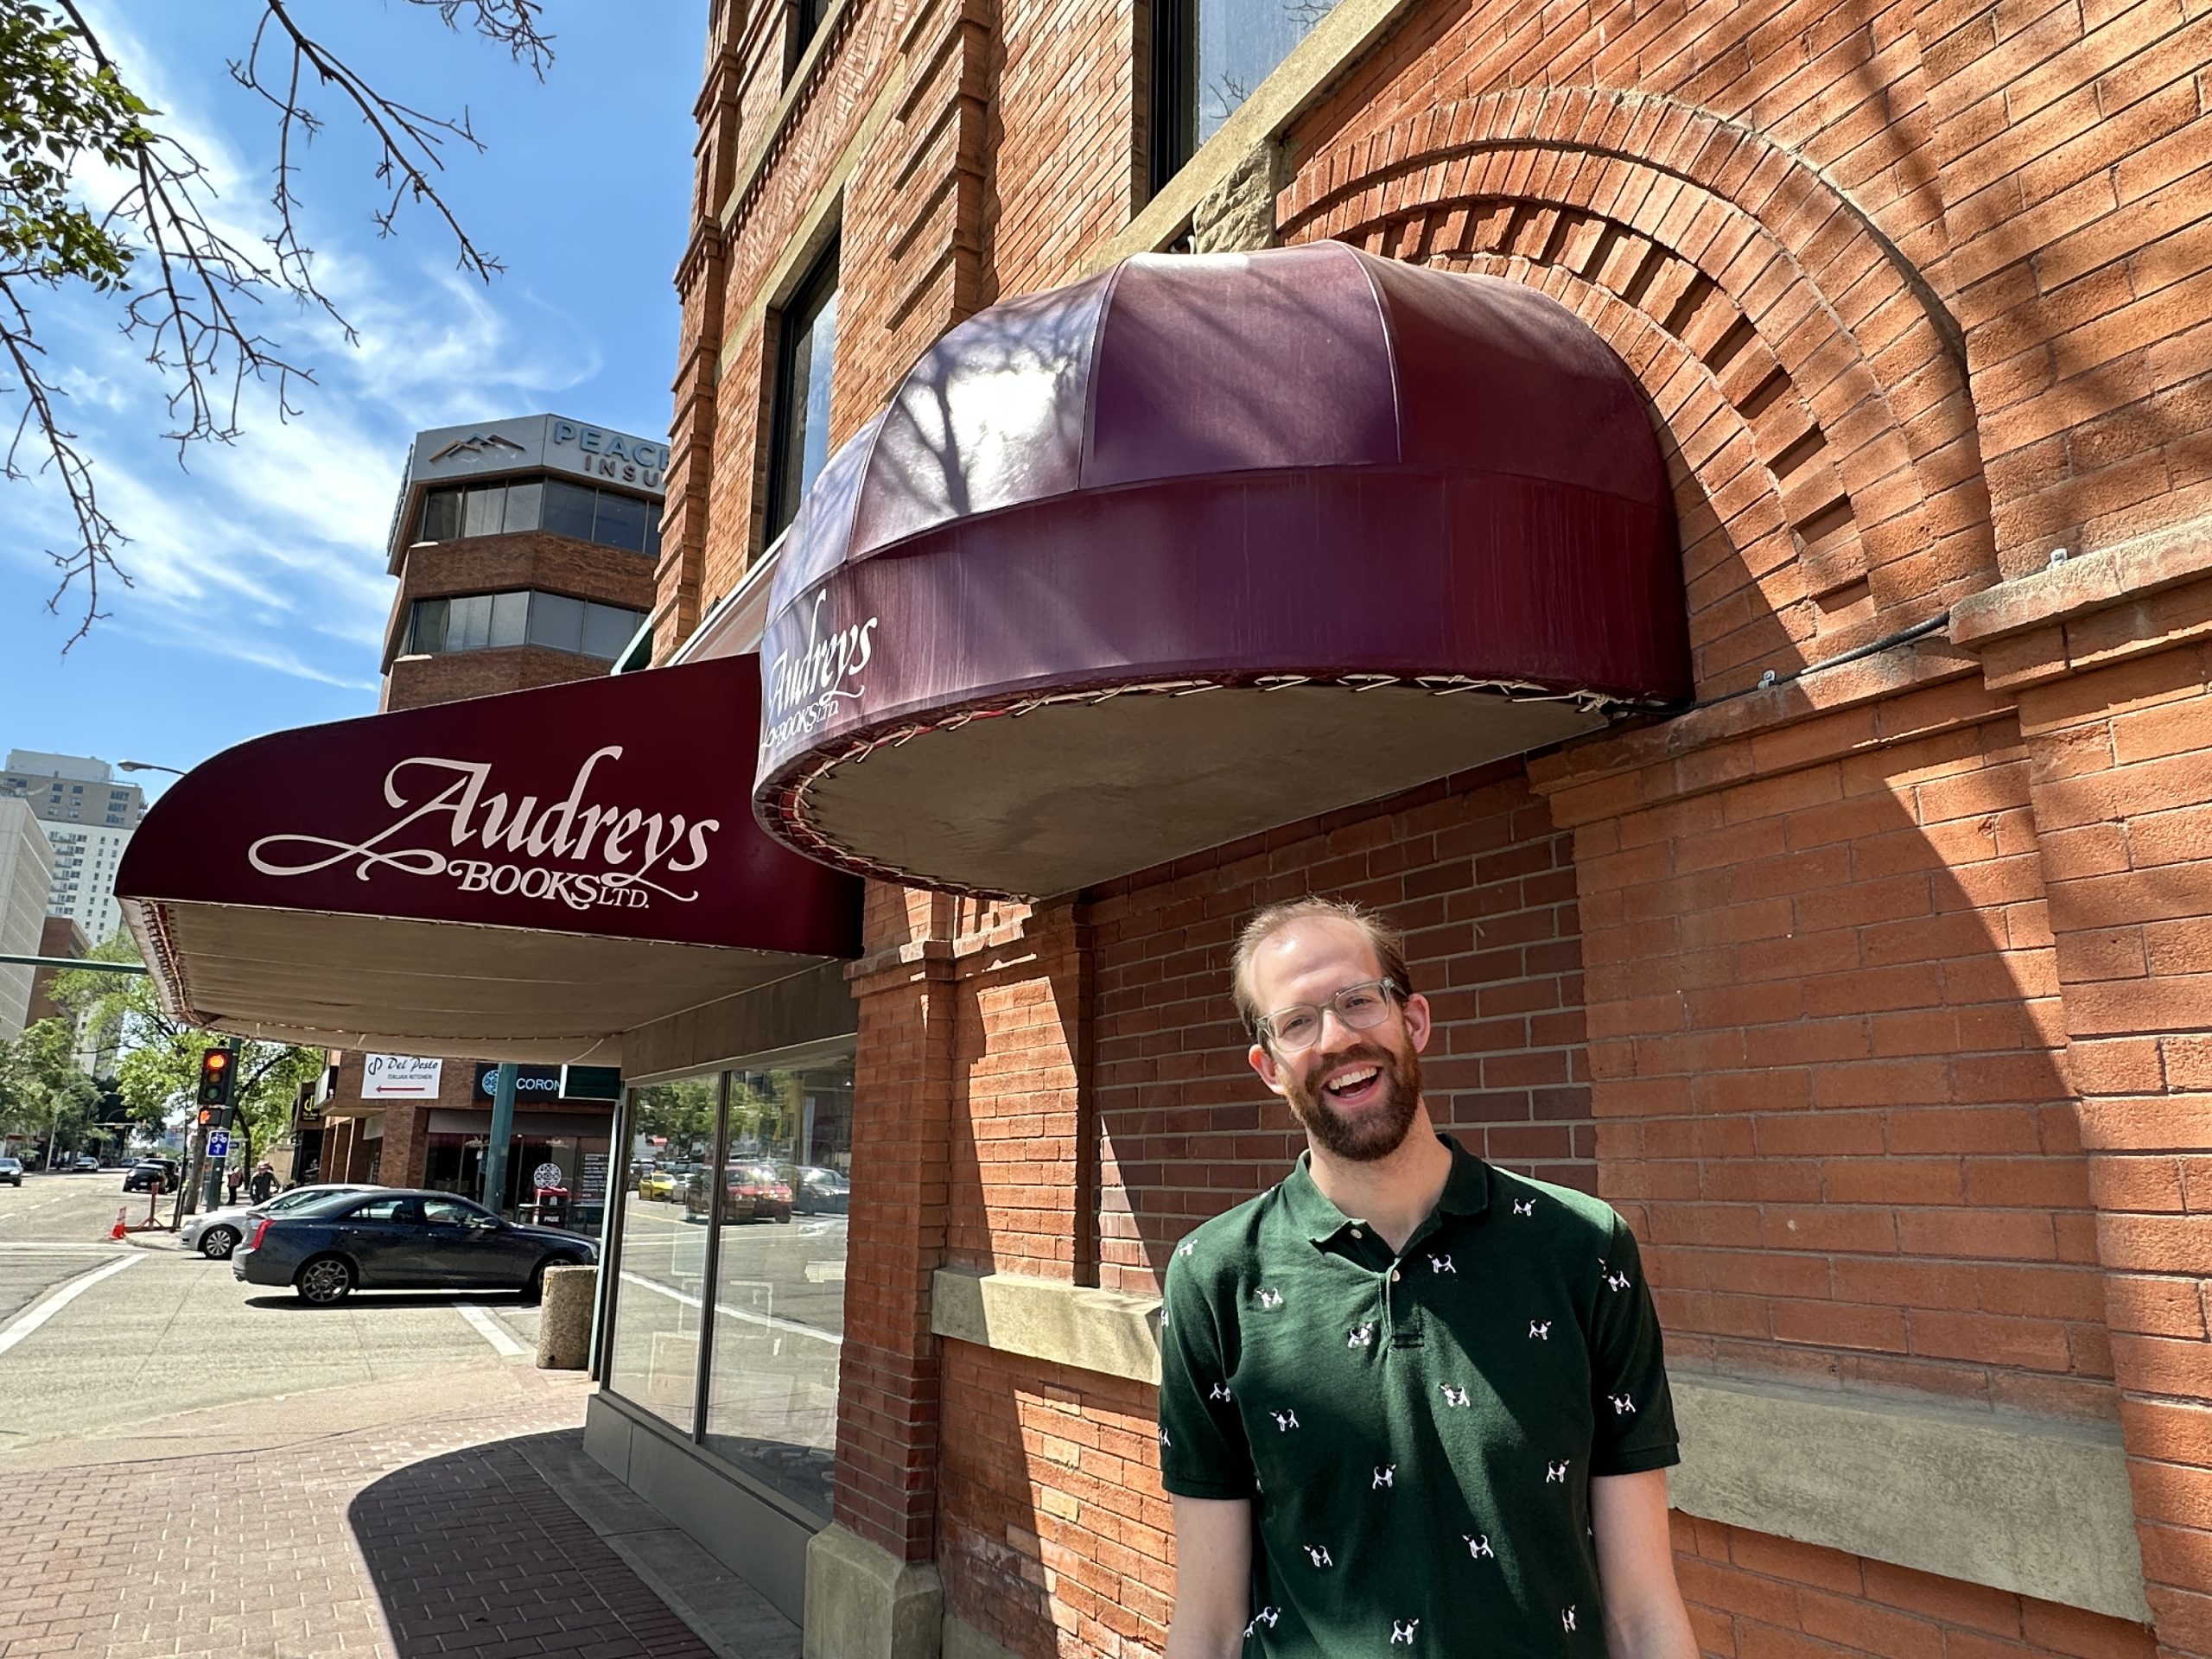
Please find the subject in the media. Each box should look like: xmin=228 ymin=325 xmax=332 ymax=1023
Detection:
xmin=524 ymin=1255 xmax=582 ymax=1304
xmin=296 ymin=1255 xmax=354 ymax=1305
xmin=200 ymin=1226 xmax=238 ymax=1261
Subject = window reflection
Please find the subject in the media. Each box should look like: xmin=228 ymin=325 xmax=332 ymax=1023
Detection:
xmin=605 ymin=1077 xmax=720 ymax=1435
xmin=415 ymin=475 xmax=662 ymax=556
xmin=703 ymin=1058 xmax=852 ymax=1518
xmin=1151 ymin=0 xmax=1340 ymax=186
xmin=405 ymin=591 xmax=645 ymax=659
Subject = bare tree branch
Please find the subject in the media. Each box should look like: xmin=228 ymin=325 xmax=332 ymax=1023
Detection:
xmin=0 ymin=0 xmax=556 ymax=646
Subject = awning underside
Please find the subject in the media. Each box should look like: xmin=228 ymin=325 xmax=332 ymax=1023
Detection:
xmin=133 ymin=901 xmax=812 ymax=1063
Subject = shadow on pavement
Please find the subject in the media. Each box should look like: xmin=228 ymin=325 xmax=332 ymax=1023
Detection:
xmin=348 ymin=1430 xmax=716 ymax=1658
xmin=242 ymin=1290 xmax=532 ymax=1311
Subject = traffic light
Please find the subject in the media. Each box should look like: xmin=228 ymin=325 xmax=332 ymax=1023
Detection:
xmin=196 ymin=1046 xmax=236 ymax=1109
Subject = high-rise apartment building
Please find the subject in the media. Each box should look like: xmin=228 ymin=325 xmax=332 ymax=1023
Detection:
xmin=0 ymin=752 xmax=143 ymax=944
xmin=0 ymin=798 xmax=56 ymax=1038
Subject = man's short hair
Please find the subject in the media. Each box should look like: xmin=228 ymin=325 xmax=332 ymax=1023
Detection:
xmin=1230 ymin=896 xmax=1414 ymax=1038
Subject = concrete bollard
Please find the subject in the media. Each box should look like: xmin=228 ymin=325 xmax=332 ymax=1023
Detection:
xmin=536 ymin=1263 xmax=597 ymax=1370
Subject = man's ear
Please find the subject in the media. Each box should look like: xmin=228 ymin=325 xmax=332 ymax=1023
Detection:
xmin=1404 ymin=991 xmax=1433 ymax=1054
xmin=1249 ymin=1039 xmax=1289 ymax=1098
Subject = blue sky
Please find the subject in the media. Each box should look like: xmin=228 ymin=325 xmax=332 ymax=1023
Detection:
xmin=0 ymin=0 xmax=702 ymax=795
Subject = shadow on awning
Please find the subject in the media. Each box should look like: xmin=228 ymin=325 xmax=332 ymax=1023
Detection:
xmin=752 ymin=242 xmax=1691 ymax=899
xmin=118 ymin=655 xmax=860 ymax=1063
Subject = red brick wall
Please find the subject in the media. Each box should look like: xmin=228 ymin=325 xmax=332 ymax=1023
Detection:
xmin=937 ymin=1344 xmax=1168 ymax=1659
xmin=2007 ymin=634 xmax=2212 ymax=1651
xmin=1087 ymin=760 xmax=1594 ymax=1297
xmin=1675 ymin=1515 xmax=2158 ymax=1659
xmin=1537 ymin=679 xmax=2114 ymax=1420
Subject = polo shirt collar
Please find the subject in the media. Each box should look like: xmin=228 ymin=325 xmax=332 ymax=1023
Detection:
xmin=1283 ymin=1130 xmax=1493 ymax=1244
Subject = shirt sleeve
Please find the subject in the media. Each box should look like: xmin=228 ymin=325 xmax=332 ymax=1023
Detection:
xmin=1588 ymin=1213 xmax=1680 ymax=1477
xmin=1155 ymin=1244 xmax=1255 ymax=1500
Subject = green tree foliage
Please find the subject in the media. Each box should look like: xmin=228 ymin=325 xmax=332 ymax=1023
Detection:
xmin=0 ymin=1014 xmax=99 ymax=1158
xmin=1 ymin=0 xmax=551 ymax=640
xmin=48 ymin=937 xmax=324 ymax=1173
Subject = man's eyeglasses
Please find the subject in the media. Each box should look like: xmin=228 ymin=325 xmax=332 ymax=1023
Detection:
xmin=1258 ymin=979 xmax=1402 ymax=1052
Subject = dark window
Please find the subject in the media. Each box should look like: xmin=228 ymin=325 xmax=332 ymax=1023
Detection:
xmin=581 ymin=601 xmax=640 ymax=659
xmin=542 ymin=479 xmax=598 ymax=540
xmin=346 ymin=1197 xmax=412 ymax=1223
xmin=527 ymin=593 xmax=586 ymax=653
xmin=766 ymin=239 xmax=841 ymax=542
xmin=417 ymin=488 xmax=461 ymax=543
xmin=593 ymin=491 xmax=649 ymax=553
xmin=1148 ymin=0 xmax=1336 ymax=192
xmin=504 ymin=479 xmax=544 ymax=534
xmin=787 ymin=0 xmax=830 ymax=73
xmin=488 ymin=590 xmax=529 ymax=647
xmin=409 ymin=597 xmax=448 ymax=653
xmin=447 ymin=594 xmax=495 ymax=652
xmin=462 ymin=484 xmax=507 ymax=537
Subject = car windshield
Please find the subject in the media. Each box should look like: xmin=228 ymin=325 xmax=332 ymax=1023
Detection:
xmin=265 ymin=1187 xmax=342 ymax=1212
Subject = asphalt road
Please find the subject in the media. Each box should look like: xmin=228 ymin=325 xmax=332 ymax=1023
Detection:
xmin=0 ymin=1170 xmax=548 ymax=1456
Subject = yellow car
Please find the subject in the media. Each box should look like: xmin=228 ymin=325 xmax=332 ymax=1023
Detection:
xmin=637 ymin=1168 xmax=680 ymax=1201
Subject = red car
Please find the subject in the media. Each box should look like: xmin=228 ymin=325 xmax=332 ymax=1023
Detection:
xmin=720 ymin=1161 xmax=793 ymax=1224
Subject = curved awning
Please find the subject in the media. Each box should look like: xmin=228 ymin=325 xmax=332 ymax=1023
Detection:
xmin=753 ymin=242 xmax=1689 ymax=899
xmin=119 ymin=656 xmax=861 ymax=1063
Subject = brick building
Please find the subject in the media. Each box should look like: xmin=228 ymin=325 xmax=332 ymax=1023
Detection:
xmin=309 ymin=415 xmax=665 ymax=1208
xmin=118 ymin=0 xmax=2212 ymax=1655
xmin=612 ymin=0 xmax=2212 ymax=1651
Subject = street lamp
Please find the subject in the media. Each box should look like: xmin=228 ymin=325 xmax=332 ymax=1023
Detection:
xmin=117 ymin=760 xmax=184 ymax=776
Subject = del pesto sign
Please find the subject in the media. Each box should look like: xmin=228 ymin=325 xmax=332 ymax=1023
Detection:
xmin=247 ymin=745 xmax=720 ymax=917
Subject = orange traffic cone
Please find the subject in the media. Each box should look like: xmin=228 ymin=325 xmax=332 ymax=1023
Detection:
xmin=111 ymin=1206 xmax=127 ymax=1241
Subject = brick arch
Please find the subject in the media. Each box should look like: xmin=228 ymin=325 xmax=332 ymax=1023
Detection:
xmin=1281 ymin=87 xmax=1993 ymax=697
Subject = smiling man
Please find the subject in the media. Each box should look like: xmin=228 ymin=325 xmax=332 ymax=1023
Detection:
xmin=1157 ymin=897 xmax=1697 ymax=1658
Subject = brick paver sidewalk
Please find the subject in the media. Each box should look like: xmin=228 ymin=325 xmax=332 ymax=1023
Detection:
xmin=0 ymin=1385 xmax=716 ymax=1659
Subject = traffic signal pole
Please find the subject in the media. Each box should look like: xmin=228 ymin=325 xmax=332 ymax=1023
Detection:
xmin=194 ymin=1039 xmax=240 ymax=1213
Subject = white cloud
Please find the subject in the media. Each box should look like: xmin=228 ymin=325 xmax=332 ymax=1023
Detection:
xmin=5 ymin=0 xmax=604 ymax=690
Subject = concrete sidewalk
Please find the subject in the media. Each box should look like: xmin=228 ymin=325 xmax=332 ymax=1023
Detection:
xmin=0 ymin=1367 xmax=798 ymax=1659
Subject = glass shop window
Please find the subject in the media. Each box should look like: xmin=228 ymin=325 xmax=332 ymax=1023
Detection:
xmin=765 ymin=238 xmax=840 ymax=543
xmin=702 ymin=1054 xmax=853 ymax=1518
xmin=606 ymin=1076 xmax=721 ymax=1436
xmin=1148 ymin=0 xmax=1340 ymax=192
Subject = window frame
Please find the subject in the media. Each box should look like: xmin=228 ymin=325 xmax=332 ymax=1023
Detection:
xmin=763 ymin=235 xmax=842 ymax=544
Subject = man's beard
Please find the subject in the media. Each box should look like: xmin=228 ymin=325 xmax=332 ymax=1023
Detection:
xmin=1282 ymin=1039 xmax=1423 ymax=1162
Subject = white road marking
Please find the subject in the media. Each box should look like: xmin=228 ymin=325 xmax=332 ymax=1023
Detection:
xmin=618 ymin=1269 xmax=842 ymax=1346
xmin=0 ymin=1243 xmax=132 ymax=1253
xmin=456 ymin=1303 xmax=528 ymax=1357
xmin=0 ymin=1255 xmax=141 ymax=1357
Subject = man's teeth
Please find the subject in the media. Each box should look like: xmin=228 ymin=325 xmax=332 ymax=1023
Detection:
xmin=1326 ymin=1068 xmax=1380 ymax=1095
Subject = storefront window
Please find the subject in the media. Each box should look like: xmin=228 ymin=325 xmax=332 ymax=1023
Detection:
xmin=703 ymin=1057 xmax=852 ymax=1517
xmin=604 ymin=1077 xmax=720 ymax=1434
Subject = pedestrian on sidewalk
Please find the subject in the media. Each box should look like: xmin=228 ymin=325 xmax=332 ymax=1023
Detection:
xmin=226 ymin=1165 xmax=246 ymax=1205
xmin=248 ymin=1162 xmax=278 ymax=1204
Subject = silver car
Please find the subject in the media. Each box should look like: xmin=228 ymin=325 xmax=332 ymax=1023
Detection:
xmin=182 ymin=1183 xmax=372 ymax=1260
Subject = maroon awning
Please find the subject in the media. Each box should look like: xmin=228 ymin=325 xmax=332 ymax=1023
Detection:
xmin=753 ymin=242 xmax=1689 ymax=899
xmin=119 ymin=657 xmax=860 ymax=1062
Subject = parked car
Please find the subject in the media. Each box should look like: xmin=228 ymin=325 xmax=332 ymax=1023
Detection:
xmin=636 ymin=1166 xmax=681 ymax=1202
xmin=70 ymin=1154 xmax=100 ymax=1173
xmin=182 ymin=1182 xmax=372 ymax=1260
xmin=0 ymin=1156 xmax=22 ymax=1187
xmin=232 ymin=1188 xmax=597 ymax=1305
xmin=122 ymin=1160 xmax=180 ymax=1193
xmin=795 ymin=1166 xmax=849 ymax=1215
xmin=686 ymin=1160 xmax=793 ymax=1224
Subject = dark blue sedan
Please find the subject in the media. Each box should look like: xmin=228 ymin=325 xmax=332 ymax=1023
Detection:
xmin=232 ymin=1187 xmax=596 ymax=1305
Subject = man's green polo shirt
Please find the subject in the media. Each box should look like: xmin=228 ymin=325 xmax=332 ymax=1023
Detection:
xmin=1157 ymin=1134 xmax=1678 ymax=1656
